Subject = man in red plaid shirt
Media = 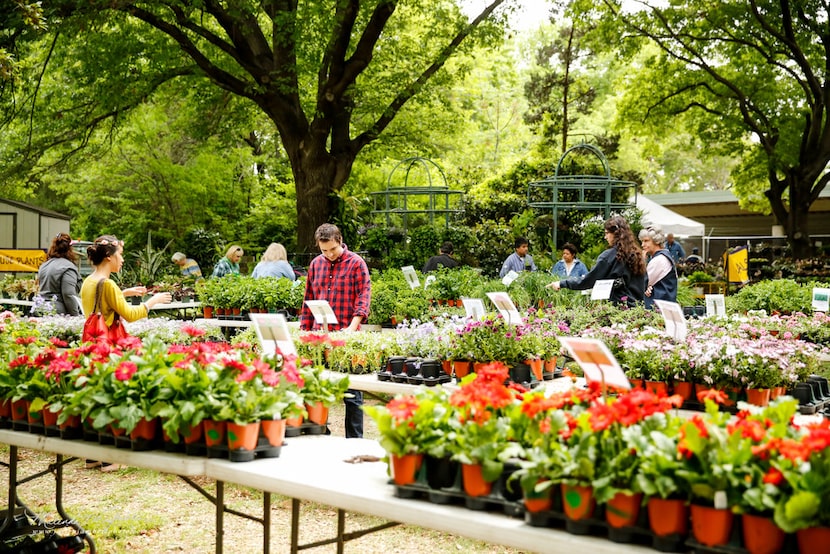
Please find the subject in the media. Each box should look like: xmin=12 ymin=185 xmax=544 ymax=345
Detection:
xmin=300 ymin=223 xmax=371 ymax=438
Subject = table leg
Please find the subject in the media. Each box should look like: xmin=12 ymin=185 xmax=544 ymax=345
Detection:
xmin=263 ymin=492 xmax=271 ymax=554
xmin=290 ymin=498 xmax=300 ymax=554
xmin=215 ymin=480 xmax=224 ymax=554
xmin=337 ymin=509 xmax=345 ymax=554
xmin=0 ymin=445 xmax=18 ymax=536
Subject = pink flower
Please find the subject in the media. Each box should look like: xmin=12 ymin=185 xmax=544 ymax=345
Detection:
xmin=115 ymin=361 xmax=138 ymax=381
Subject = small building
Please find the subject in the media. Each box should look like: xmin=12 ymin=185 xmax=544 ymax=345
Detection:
xmin=1 ymin=197 xmax=70 ymax=273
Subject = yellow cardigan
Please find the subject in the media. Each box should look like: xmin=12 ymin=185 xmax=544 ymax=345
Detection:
xmin=80 ymin=277 xmax=148 ymax=326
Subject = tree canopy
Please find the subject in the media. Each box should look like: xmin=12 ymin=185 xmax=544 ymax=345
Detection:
xmin=7 ymin=0 xmax=511 ymax=252
xmin=573 ymin=0 xmax=830 ymax=257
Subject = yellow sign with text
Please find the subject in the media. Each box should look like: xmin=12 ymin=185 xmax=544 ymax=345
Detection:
xmin=0 ymin=249 xmax=47 ymax=272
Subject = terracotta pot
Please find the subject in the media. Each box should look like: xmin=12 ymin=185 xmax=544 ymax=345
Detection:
xmin=461 ymin=463 xmax=493 ymax=497
xmin=452 ymin=360 xmax=472 ymax=380
xmin=130 ymin=417 xmax=158 ymax=441
xmin=260 ymin=419 xmax=286 ymax=447
xmin=203 ymin=419 xmax=227 ymax=447
xmin=226 ymin=421 xmax=260 ymax=451
xmin=42 ymin=407 xmax=59 ymax=428
xmin=231 ymin=307 xmax=241 ymax=316
xmin=745 ymin=388 xmax=771 ymax=407
xmin=109 ymin=423 xmax=127 ymax=437
xmin=691 ymin=504 xmax=733 ymax=547
xmin=10 ymin=398 xmax=29 ymax=421
xmin=672 ymin=381 xmax=694 ymax=402
xmin=59 ymin=414 xmax=82 ymax=430
xmin=561 ymin=483 xmax=596 ymax=521
xmin=390 ymin=453 xmax=424 ymax=486
xmin=629 ymin=378 xmax=643 ymax=389
xmin=285 ymin=416 xmax=303 ymax=427
xmin=26 ymin=405 xmax=43 ymax=424
xmin=215 ymin=307 xmax=227 ymax=316
xmin=648 ymin=497 xmax=688 ymax=537
xmin=526 ymin=359 xmax=544 ymax=381
xmin=796 ymin=526 xmax=830 ymax=553
xmin=441 ymin=360 xmax=452 ymax=375
xmin=523 ymin=482 xmax=554 ymax=513
xmin=645 ymin=380 xmax=669 ymax=396
xmin=544 ymin=358 xmax=557 ymax=373
xmin=606 ymin=491 xmax=643 ymax=528
xmin=181 ymin=421 xmax=204 ymax=444
xmin=0 ymin=398 xmax=11 ymax=419
xmin=742 ymin=513 xmax=785 ymax=554
xmin=304 ymin=402 xmax=329 ymax=425
xmin=775 ymin=386 xmax=787 ymax=399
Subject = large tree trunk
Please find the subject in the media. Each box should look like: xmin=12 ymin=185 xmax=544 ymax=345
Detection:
xmin=786 ymin=177 xmax=813 ymax=259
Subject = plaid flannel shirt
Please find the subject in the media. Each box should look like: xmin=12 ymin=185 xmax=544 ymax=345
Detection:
xmin=300 ymin=246 xmax=371 ymax=331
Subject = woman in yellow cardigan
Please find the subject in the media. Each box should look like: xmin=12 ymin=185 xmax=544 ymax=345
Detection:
xmin=80 ymin=235 xmax=172 ymax=324
xmin=79 ymin=235 xmax=172 ymax=472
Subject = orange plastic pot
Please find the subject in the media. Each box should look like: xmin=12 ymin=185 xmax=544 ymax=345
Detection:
xmin=742 ymin=513 xmax=785 ymax=554
xmin=606 ymin=491 xmax=643 ymax=528
xmin=544 ymin=358 xmax=557 ymax=373
xmin=130 ymin=417 xmax=158 ymax=441
xmin=461 ymin=463 xmax=493 ymax=497
xmin=672 ymin=381 xmax=694 ymax=403
xmin=261 ymin=419 xmax=287 ymax=447
xmin=647 ymin=497 xmax=688 ymax=537
xmin=182 ymin=421 xmax=204 ymax=444
xmin=526 ymin=359 xmax=544 ymax=381
xmin=691 ymin=504 xmax=733 ymax=547
xmin=390 ymin=453 xmax=424 ymax=486
xmin=745 ymin=388 xmax=771 ymax=407
xmin=42 ymin=407 xmax=59 ymax=428
xmin=203 ymin=420 xmax=227 ymax=447
xmin=796 ymin=526 xmax=830 ymax=553
xmin=523 ymin=482 xmax=554 ymax=513
xmin=226 ymin=421 xmax=260 ymax=451
xmin=452 ymin=360 xmax=471 ymax=380
xmin=304 ymin=402 xmax=329 ymax=425
xmin=645 ymin=381 xmax=668 ymax=396
xmin=11 ymin=399 xmax=29 ymax=421
xmin=561 ymin=483 xmax=596 ymax=521
xmin=0 ymin=399 xmax=11 ymax=419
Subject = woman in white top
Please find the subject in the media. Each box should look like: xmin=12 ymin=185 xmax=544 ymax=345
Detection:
xmin=638 ymin=225 xmax=678 ymax=309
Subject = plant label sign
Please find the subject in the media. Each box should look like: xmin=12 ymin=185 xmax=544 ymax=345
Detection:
xmin=812 ymin=287 xmax=830 ymax=313
xmin=249 ymin=313 xmax=297 ymax=358
xmin=590 ymin=279 xmax=614 ymax=300
xmin=304 ymin=300 xmax=338 ymax=330
xmin=401 ymin=265 xmax=420 ymax=289
xmin=705 ymin=294 xmax=726 ymax=317
xmin=486 ymin=292 xmax=522 ymax=325
xmin=558 ymin=336 xmax=630 ymax=391
xmin=654 ymin=299 xmax=687 ymax=342
xmin=461 ymin=297 xmax=486 ymax=320
xmin=501 ymin=270 xmax=519 ymax=286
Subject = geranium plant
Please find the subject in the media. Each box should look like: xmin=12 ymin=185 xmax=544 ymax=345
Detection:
xmin=364 ymin=387 xmax=452 ymax=457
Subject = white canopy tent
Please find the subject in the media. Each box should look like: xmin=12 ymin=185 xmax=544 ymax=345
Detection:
xmin=635 ymin=195 xmax=705 ymax=236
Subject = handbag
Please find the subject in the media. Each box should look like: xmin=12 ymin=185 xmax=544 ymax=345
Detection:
xmin=82 ymin=279 xmax=130 ymax=344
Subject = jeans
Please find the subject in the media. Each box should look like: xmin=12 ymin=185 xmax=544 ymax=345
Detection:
xmin=344 ymin=389 xmax=363 ymax=438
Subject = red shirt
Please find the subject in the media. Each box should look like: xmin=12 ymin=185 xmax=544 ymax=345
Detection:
xmin=300 ymin=246 xmax=371 ymax=331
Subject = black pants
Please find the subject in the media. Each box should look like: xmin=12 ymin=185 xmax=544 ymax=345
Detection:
xmin=344 ymin=389 xmax=363 ymax=438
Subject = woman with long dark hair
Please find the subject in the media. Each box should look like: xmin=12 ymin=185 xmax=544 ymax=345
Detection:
xmin=547 ymin=215 xmax=646 ymax=307
xmin=34 ymin=233 xmax=82 ymax=315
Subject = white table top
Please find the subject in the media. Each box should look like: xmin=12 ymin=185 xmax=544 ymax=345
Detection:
xmin=205 ymin=436 xmax=650 ymax=554
xmin=0 ymin=298 xmax=34 ymax=307
xmin=0 ymin=429 xmax=206 ymax=476
xmin=151 ymin=301 xmax=202 ymax=310
xmin=193 ymin=318 xmax=253 ymax=328
xmin=345 ymin=372 xmax=579 ymax=396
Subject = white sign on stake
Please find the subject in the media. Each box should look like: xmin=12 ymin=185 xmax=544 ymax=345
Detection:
xmin=653 ymin=299 xmax=687 ymax=342
xmin=461 ymin=298 xmax=486 ymax=320
xmin=558 ymin=336 xmax=630 ymax=391
xmin=590 ymin=279 xmax=614 ymax=300
xmin=705 ymin=294 xmax=726 ymax=318
xmin=423 ymin=275 xmax=436 ymax=288
xmin=249 ymin=313 xmax=297 ymax=358
xmin=501 ymin=270 xmax=519 ymax=287
xmin=486 ymin=291 xmax=522 ymax=325
xmin=401 ymin=265 xmax=420 ymax=289
xmin=303 ymin=300 xmax=338 ymax=329
xmin=812 ymin=287 xmax=830 ymax=313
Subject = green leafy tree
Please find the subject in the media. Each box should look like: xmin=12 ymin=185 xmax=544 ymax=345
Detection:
xmin=572 ymin=0 xmax=830 ymax=258
xmin=13 ymin=0 xmax=511 ymax=251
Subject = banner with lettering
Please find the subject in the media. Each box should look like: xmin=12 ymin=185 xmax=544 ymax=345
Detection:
xmin=0 ymin=249 xmax=47 ymax=272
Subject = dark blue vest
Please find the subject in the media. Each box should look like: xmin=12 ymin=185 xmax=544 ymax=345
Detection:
xmin=646 ymin=249 xmax=678 ymax=309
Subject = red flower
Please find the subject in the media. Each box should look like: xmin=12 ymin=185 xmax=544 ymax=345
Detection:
xmin=114 ymin=361 xmax=138 ymax=381
xmin=15 ymin=336 xmax=36 ymax=345
xmin=49 ymin=337 xmax=69 ymax=347
xmin=181 ymin=325 xmax=206 ymax=337
xmin=387 ymin=396 xmax=419 ymax=423
xmin=762 ymin=467 xmax=784 ymax=486
xmin=697 ymin=388 xmax=728 ymax=405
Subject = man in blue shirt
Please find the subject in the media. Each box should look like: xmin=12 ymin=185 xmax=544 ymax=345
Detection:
xmin=666 ymin=233 xmax=686 ymax=264
xmin=499 ymin=237 xmax=537 ymax=278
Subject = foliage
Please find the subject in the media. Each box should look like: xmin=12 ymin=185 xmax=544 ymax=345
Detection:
xmin=364 ymin=388 xmax=453 ymax=457
xmin=726 ymin=279 xmax=813 ymax=315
